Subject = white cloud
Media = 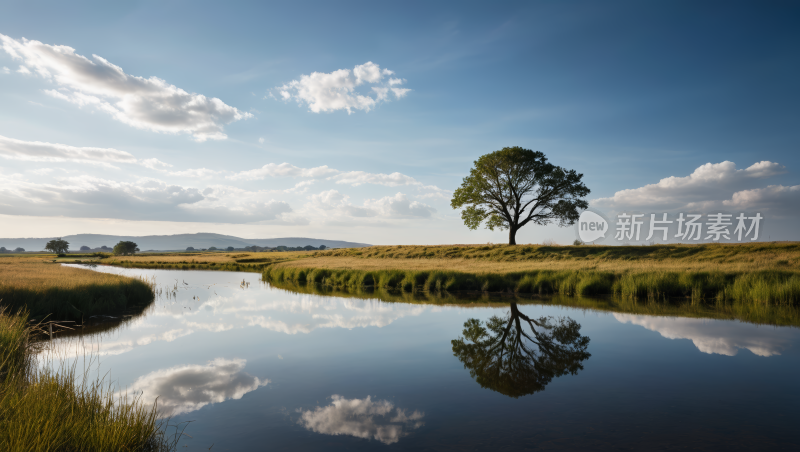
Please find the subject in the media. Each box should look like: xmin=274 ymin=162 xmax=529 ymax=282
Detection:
xmin=228 ymin=162 xmax=338 ymax=181
xmin=167 ymin=168 xmax=219 ymax=179
xmin=309 ymin=189 xmax=347 ymax=210
xmin=723 ymin=184 xmax=800 ymax=212
xmin=0 ymin=135 xmax=179 ymax=172
xmin=614 ymin=314 xmax=793 ymax=357
xmin=1 ymin=66 xmax=9 ymax=74
xmin=593 ymin=160 xmax=787 ymax=212
xmin=0 ymin=134 xmax=137 ymax=165
xmin=16 ymin=65 xmax=31 ymax=75
xmin=258 ymin=137 xmax=265 ymax=144
xmin=0 ymin=173 xmax=293 ymax=223
xmin=274 ymin=61 xmax=410 ymax=114
xmin=140 ymin=157 xmax=173 ymax=170
xmin=332 ymin=171 xmax=418 ymax=187
xmin=364 ymin=192 xmax=436 ymax=219
xmin=127 ymin=358 xmax=268 ymax=416
xmin=0 ymin=34 xmax=251 ymax=141
xmin=306 ymin=190 xmax=435 ymax=220
xmin=298 ymin=395 xmax=424 ymax=445
xmin=391 ymin=88 xmax=410 ymax=98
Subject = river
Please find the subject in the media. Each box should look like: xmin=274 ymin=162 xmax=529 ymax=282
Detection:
xmin=51 ymin=265 xmax=800 ymax=451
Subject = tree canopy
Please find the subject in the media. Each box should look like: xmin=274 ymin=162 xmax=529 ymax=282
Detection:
xmin=45 ymin=238 xmax=69 ymax=255
xmin=113 ymin=241 xmax=139 ymax=256
xmin=451 ymin=302 xmax=590 ymax=398
xmin=451 ymin=147 xmax=590 ymax=245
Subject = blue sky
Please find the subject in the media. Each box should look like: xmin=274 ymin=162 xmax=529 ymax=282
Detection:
xmin=0 ymin=1 xmax=798 ymax=244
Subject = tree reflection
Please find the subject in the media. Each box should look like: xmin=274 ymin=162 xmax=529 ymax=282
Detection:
xmin=451 ymin=302 xmax=590 ymax=398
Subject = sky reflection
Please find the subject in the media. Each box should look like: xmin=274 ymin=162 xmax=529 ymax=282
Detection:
xmin=298 ymin=395 xmax=424 ymax=445
xmin=126 ymin=358 xmax=268 ymax=416
xmin=614 ymin=313 xmax=793 ymax=356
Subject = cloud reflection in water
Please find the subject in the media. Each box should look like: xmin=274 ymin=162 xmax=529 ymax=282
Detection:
xmin=298 ymin=395 xmax=424 ymax=444
xmin=614 ymin=314 xmax=792 ymax=356
xmin=128 ymin=358 xmax=268 ymax=416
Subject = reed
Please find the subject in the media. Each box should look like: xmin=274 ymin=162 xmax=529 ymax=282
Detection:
xmin=263 ymin=265 xmax=800 ymax=306
xmin=0 ymin=309 xmax=181 ymax=451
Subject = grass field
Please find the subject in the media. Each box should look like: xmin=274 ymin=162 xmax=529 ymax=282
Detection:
xmin=0 ymin=309 xmax=180 ymax=451
xmin=0 ymin=256 xmax=155 ymax=321
xmin=305 ymin=242 xmax=800 ymax=272
xmin=262 ymin=243 xmax=800 ymax=308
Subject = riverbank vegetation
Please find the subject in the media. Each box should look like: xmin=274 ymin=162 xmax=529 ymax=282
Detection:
xmin=262 ymin=243 xmax=800 ymax=313
xmin=0 ymin=257 xmax=155 ymax=321
xmin=0 ymin=309 xmax=179 ymax=451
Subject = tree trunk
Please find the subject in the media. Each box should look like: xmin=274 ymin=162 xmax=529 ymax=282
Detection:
xmin=508 ymin=227 xmax=517 ymax=245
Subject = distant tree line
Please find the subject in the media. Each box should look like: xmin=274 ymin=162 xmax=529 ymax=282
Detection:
xmin=0 ymin=247 xmax=25 ymax=253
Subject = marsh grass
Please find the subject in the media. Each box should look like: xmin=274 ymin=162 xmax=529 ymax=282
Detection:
xmin=264 ymin=265 xmax=800 ymax=308
xmin=0 ymin=258 xmax=155 ymax=321
xmin=0 ymin=309 xmax=180 ymax=451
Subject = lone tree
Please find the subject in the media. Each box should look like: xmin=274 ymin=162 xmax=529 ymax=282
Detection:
xmin=451 ymin=147 xmax=590 ymax=245
xmin=113 ymin=241 xmax=139 ymax=256
xmin=45 ymin=238 xmax=70 ymax=255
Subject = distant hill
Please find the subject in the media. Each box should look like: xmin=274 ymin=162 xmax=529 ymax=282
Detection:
xmin=0 ymin=233 xmax=370 ymax=251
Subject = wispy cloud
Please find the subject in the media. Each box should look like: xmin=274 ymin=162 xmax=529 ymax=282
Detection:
xmin=273 ymin=62 xmax=410 ymax=114
xmin=0 ymin=33 xmax=252 ymax=141
xmin=307 ymin=190 xmax=436 ymax=220
xmin=0 ymin=134 xmax=170 ymax=169
xmin=0 ymin=173 xmax=294 ymax=223
xmin=228 ymin=162 xmax=338 ymax=180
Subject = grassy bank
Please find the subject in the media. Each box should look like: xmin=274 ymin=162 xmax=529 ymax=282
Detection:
xmin=261 ymin=243 xmax=800 ymax=304
xmin=0 ymin=257 xmax=155 ymax=321
xmin=263 ymin=265 xmax=800 ymax=304
xmin=0 ymin=310 xmax=179 ymax=451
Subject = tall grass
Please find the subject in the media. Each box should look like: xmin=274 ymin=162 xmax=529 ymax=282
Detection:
xmin=263 ymin=265 xmax=800 ymax=306
xmin=0 ymin=259 xmax=155 ymax=321
xmin=0 ymin=309 xmax=180 ymax=451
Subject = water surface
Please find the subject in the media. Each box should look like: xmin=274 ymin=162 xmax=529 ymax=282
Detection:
xmin=53 ymin=266 xmax=800 ymax=451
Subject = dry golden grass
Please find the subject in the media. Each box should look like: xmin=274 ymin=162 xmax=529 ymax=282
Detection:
xmin=275 ymin=243 xmax=800 ymax=274
xmin=0 ymin=256 xmax=154 ymax=320
xmin=0 ymin=256 xmax=141 ymax=290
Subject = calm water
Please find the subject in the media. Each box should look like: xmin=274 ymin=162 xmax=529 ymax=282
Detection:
xmin=53 ymin=265 xmax=800 ymax=451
